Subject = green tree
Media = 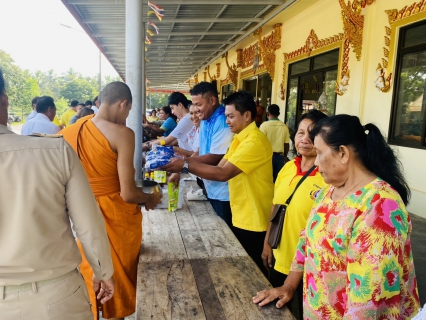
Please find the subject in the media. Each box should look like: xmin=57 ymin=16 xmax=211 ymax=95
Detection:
xmin=0 ymin=50 xmax=40 ymax=119
xmin=147 ymin=93 xmax=169 ymax=109
xmin=59 ymin=68 xmax=98 ymax=103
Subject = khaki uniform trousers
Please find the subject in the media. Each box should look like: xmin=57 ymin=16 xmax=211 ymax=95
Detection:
xmin=0 ymin=269 xmax=93 ymax=320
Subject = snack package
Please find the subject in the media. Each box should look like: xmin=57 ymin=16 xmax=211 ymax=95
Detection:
xmin=145 ymin=145 xmax=175 ymax=170
xmin=167 ymin=180 xmax=185 ymax=212
xmin=168 ymin=182 xmax=179 ymax=212
xmin=154 ymin=170 xmax=167 ymax=184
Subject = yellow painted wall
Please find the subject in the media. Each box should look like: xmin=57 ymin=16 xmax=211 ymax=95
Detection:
xmin=200 ymin=0 xmax=426 ymax=217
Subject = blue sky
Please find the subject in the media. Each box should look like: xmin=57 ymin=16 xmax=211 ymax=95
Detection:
xmin=0 ymin=0 xmax=119 ymax=78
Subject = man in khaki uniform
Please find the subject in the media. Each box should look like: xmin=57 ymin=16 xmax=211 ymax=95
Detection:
xmin=0 ymin=69 xmax=115 ymax=319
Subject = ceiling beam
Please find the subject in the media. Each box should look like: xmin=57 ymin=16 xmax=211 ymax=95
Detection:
xmin=68 ymin=0 xmax=284 ymax=5
xmin=82 ymin=17 xmax=262 ymax=24
xmin=92 ymin=30 xmax=245 ymax=37
xmin=103 ymin=41 xmax=232 ymax=46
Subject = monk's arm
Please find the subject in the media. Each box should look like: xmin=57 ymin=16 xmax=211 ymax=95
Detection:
xmin=116 ymin=127 xmax=155 ymax=203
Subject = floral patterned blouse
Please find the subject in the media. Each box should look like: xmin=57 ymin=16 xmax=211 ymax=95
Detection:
xmin=291 ymin=178 xmax=420 ymax=319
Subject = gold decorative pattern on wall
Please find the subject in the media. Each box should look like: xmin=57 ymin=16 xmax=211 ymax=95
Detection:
xmin=216 ymin=63 xmax=221 ymax=79
xmin=240 ymin=64 xmax=266 ymax=79
xmin=203 ymin=71 xmax=207 ymax=82
xmin=194 ymin=74 xmax=199 ymax=84
xmin=338 ymin=0 xmax=375 ymax=61
xmin=335 ymin=38 xmax=351 ymax=95
xmin=222 ymin=52 xmax=238 ymax=87
xmin=375 ymin=0 xmax=426 ymax=93
xmin=284 ymin=30 xmax=344 ymax=60
xmin=239 ymin=24 xmax=282 ymax=77
xmin=280 ymin=30 xmax=345 ymax=100
xmin=241 ymin=44 xmax=256 ymax=69
xmin=253 ymin=24 xmax=282 ymax=81
xmin=205 ymin=65 xmax=217 ymax=81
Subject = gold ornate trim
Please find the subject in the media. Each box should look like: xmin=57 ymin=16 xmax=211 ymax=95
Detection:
xmin=284 ymin=30 xmax=344 ymax=60
xmin=338 ymin=0 xmax=375 ymax=61
xmin=240 ymin=64 xmax=266 ymax=79
xmin=376 ymin=1 xmax=426 ymax=93
xmin=205 ymin=65 xmax=217 ymax=81
xmin=335 ymin=38 xmax=351 ymax=95
xmin=280 ymin=30 xmax=344 ymax=101
xmin=216 ymin=63 xmax=221 ymax=79
xmin=239 ymin=24 xmax=282 ymax=79
xmin=222 ymin=52 xmax=238 ymax=87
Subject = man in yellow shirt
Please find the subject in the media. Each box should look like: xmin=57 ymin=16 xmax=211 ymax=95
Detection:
xmin=259 ymin=104 xmax=290 ymax=182
xmin=162 ymin=91 xmax=273 ymax=276
xmin=60 ymin=100 xmax=78 ymax=127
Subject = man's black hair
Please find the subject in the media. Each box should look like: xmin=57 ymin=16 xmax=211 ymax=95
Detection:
xmin=223 ymin=91 xmax=256 ymax=120
xmin=190 ymin=81 xmax=218 ymax=98
xmin=267 ymin=104 xmax=280 ymax=117
xmin=32 ymin=97 xmax=40 ymax=106
xmin=85 ymin=100 xmax=93 ymax=107
xmin=36 ymin=96 xmax=56 ymax=113
xmin=70 ymin=100 xmax=79 ymax=107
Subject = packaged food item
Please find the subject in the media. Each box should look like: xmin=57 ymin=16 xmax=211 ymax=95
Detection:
xmin=144 ymin=145 xmax=175 ymax=170
xmin=154 ymin=170 xmax=167 ymax=184
xmin=168 ymin=182 xmax=179 ymax=212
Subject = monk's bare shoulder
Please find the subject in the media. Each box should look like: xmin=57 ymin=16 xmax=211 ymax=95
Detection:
xmin=92 ymin=118 xmax=134 ymax=152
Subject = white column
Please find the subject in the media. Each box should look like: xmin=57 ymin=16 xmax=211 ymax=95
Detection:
xmin=126 ymin=0 xmax=144 ymax=180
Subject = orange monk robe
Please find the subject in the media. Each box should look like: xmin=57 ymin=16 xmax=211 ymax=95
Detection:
xmin=60 ymin=116 xmax=142 ymax=319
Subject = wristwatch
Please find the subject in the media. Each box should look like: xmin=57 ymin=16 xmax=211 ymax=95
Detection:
xmin=181 ymin=162 xmax=189 ymax=174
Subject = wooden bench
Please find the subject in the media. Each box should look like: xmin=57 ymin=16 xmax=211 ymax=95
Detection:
xmin=136 ymin=181 xmax=295 ymax=320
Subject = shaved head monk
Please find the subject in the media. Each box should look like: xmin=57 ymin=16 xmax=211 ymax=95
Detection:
xmin=60 ymin=81 xmax=162 ymax=320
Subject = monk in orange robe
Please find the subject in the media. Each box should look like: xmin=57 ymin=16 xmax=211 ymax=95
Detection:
xmin=60 ymin=82 xmax=162 ymax=320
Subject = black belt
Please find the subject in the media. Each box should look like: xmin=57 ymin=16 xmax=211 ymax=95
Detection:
xmin=273 ymin=152 xmax=284 ymax=155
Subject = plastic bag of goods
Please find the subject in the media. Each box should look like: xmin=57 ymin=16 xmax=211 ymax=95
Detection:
xmin=145 ymin=145 xmax=174 ymax=171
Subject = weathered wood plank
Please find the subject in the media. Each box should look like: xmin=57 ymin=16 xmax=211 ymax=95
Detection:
xmin=184 ymin=199 xmax=248 ymax=258
xmin=136 ymin=260 xmax=206 ymax=320
xmin=191 ymin=259 xmax=227 ymax=320
xmin=140 ymin=208 xmax=187 ymax=262
xmin=207 ymin=256 xmax=295 ymax=320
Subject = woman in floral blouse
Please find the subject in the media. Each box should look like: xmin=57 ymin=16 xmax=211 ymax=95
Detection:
xmin=253 ymin=115 xmax=420 ymax=319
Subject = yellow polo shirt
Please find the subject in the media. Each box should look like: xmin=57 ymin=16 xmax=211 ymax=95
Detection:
xmin=272 ymin=158 xmax=325 ymax=275
xmin=52 ymin=116 xmax=61 ymax=126
xmin=60 ymin=109 xmax=76 ymax=127
xmin=259 ymin=119 xmax=290 ymax=153
xmin=224 ymin=122 xmax=274 ymax=231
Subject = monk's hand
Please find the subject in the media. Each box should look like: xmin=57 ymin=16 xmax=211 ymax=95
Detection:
xmin=93 ymin=275 xmax=115 ymax=304
xmin=145 ymin=190 xmax=163 ymax=210
xmin=160 ymin=158 xmax=185 ymax=173
xmin=252 ymin=283 xmax=294 ymax=308
xmin=261 ymin=242 xmax=274 ymax=271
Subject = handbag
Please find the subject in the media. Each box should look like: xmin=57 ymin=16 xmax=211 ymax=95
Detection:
xmin=268 ymin=165 xmax=317 ymax=249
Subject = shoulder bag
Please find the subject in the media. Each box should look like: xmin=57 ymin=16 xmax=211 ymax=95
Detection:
xmin=268 ymin=165 xmax=316 ymax=249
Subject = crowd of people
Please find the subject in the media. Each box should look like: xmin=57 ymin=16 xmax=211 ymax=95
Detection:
xmin=20 ymin=95 xmax=100 ymax=136
xmin=0 ymin=67 xmax=421 ymax=320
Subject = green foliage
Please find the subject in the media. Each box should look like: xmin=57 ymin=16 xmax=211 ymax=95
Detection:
xmin=147 ymin=93 xmax=169 ymax=109
xmin=0 ymin=49 xmax=123 ymax=118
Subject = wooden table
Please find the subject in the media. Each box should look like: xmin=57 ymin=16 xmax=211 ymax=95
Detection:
xmin=136 ymin=181 xmax=295 ymax=320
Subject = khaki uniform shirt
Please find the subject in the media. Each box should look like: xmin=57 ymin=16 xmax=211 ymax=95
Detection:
xmin=0 ymin=125 xmax=113 ymax=286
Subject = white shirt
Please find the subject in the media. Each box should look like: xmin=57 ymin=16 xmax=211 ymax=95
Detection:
xmin=21 ymin=113 xmax=60 ymax=136
xmin=187 ymin=125 xmax=200 ymax=152
xmin=26 ymin=110 xmax=37 ymax=122
xmin=170 ymin=113 xmax=194 ymax=151
xmin=91 ymin=105 xmax=99 ymax=114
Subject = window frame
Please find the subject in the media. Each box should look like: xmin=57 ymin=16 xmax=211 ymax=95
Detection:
xmin=285 ymin=49 xmax=339 ymax=131
xmin=389 ymin=20 xmax=426 ymax=150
